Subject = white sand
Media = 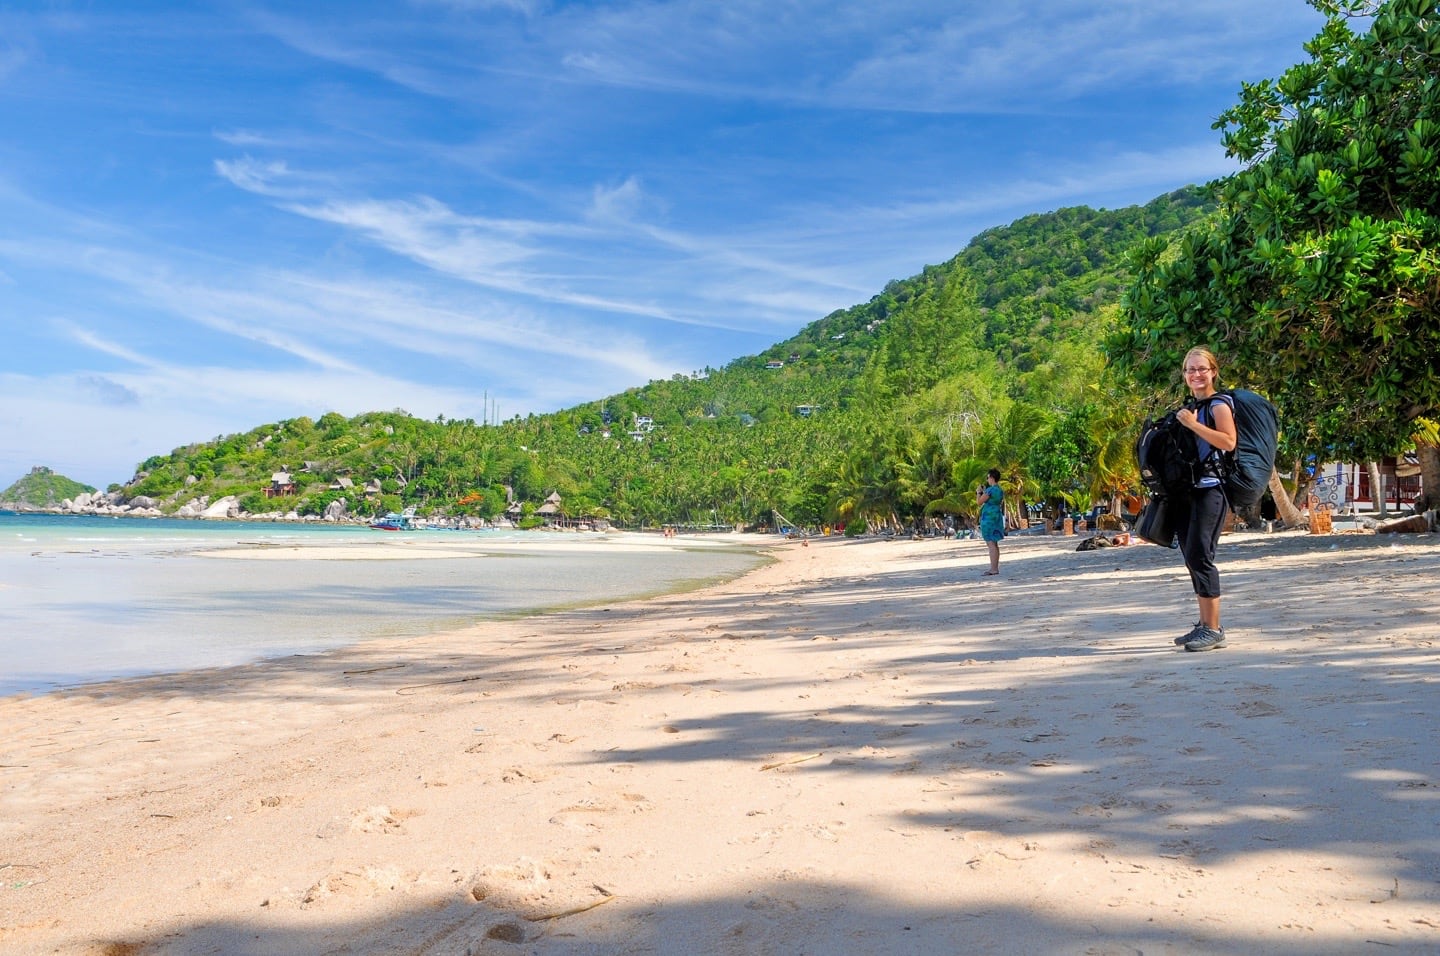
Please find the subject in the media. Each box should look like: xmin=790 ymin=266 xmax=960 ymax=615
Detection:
xmin=196 ymin=530 xmax=751 ymax=561
xmin=2 ymin=529 xmax=1438 ymax=955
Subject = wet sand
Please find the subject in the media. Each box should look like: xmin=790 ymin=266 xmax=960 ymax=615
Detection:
xmin=2 ymin=529 xmax=1438 ymax=954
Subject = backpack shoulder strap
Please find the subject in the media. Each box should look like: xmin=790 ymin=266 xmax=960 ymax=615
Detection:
xmin=1198 ymin=391 xmax=1235 ymax=425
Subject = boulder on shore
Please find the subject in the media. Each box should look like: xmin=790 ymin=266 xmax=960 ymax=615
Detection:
xmin=200 ymin=496 xmax=239 ymax=519
xmin=175 ymin=497 xmax=207 ymax=518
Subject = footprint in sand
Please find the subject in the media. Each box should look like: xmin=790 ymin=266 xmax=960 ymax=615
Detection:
xmin=1235 ymin=700 xmax=1280 ymax=718
xmin=466 ymin=859 xmax=614 ymax=927
xmin=980 ymin=751 xmax=1025 ymax=766
xmin=301 ymin=864 xmax=417 ymax=905
xmin=501 ymin=767 xmax=545 ymax=784
xmin=549 ymin=799 xmax=611 ymax=832
xmin=806 ymin=821 xmax=844 ymax=842
xmin=349 ymin=805 xmax=417 ymax=834
xmin=550 ymin=792 xmax=655 ymax=831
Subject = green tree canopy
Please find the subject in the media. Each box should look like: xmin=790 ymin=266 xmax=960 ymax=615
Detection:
xmin=1110 ymin=0 xmax=1440 ymax=499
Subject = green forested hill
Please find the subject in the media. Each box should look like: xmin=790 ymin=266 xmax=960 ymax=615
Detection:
xmin=107 ymin=187 xmax=1214 ymax=529
xmin=1 ymin=466 xmax=97 ymax=509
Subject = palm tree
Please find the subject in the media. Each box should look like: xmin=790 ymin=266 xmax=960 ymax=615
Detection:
xmin=894 ymin=428 xmax=953 ymax=520
xmin=927 ymin=457 xmax=992 ymax=525
xmin=1085 ymin=387 xmax=1146 ymax=515
xmin=830 ymin=436 xmax=901 ymax=532
xmin=980 ymin=401 xmax=1050 ymax=524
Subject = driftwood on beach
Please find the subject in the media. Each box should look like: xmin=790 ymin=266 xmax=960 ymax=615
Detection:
xmin=1375 ymin=511 xmax=1436 ymax=534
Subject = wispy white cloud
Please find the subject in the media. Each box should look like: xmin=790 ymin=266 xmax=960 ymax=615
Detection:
xmin=862 ymin=143 xmax=1237 ymax=227
xmin=21 ymin=230 xmax=676 ymax=388
xmin=212 ymin=156 xmax=347 ymax=201
xmin=374 ymin=0 xmax=1323 ymax=114
xmin=213 ymin=156 xmax=855 ymax=334
xmin=59 ymin=322 xmax=160 ymax=368
xmin=829 ymin=2 xmax=1326 ymax=111
xmin=586 ymin=176 xmax=652 ymax=224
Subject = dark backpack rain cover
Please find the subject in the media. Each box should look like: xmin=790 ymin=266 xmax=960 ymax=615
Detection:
xmin=1208 ymin=388 xmax=1279 ymax=510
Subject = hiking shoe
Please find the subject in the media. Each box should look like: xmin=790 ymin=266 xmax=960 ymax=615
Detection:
xmin=1174 ymin=621 xmax=1202 ymax=646
xmin=1185 ymin=626 xmax=1227 ymax=652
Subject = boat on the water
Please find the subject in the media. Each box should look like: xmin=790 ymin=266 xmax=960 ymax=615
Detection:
xmin=369 ymin=511 xmax=417 ymax=531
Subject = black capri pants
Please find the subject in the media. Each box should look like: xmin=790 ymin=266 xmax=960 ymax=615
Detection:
xmin=1173 ymin=485 xmax=1228 ymax=599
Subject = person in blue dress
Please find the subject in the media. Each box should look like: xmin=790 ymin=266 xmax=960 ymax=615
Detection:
xmin=977 ymin=468 xmax=1004 ymax=576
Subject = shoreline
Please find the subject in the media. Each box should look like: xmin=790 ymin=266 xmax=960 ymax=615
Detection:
xmin=1 ymin=503 xmax=745 ymax=534
xmin=2 ymin=530 xmax=1438 ymax=954
xmin=0 ymin=521 xmax=779 ymax=700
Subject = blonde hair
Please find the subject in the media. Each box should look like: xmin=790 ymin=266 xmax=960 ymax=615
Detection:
xmin=1183 ymin=346 xmax=1220 ymax=380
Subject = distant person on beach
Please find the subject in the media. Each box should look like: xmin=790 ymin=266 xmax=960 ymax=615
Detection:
xmin=977 ymin=468 xmax=1004 ymax=576
xmin=1171 ymin=346 xmax=1237 ymax=652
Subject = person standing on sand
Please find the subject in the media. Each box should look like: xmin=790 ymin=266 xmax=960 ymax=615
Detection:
xmin=978 ymin=468 xmax=1004 ymax=576
xmin=1172 ymin=346 xmax=1238 ymax=651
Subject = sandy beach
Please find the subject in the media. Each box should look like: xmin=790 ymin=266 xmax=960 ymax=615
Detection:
xmin=2 ymin=528 xmax=1438 ymax=955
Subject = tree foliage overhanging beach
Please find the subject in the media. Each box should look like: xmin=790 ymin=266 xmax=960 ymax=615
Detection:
xmin=1110 ymin=0 xmax=1440 ymax=504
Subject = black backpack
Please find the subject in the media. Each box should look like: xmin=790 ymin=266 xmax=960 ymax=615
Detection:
xmin=1135 ymin=408 xmax=1200 ymax=499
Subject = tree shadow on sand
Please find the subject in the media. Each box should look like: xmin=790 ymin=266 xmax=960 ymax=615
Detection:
xmin=38 ymin=533 xmax=1440 ymax=954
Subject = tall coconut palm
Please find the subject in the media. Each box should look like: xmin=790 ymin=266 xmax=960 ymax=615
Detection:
xmin=894 ymin=428 xmax=953 ymax=521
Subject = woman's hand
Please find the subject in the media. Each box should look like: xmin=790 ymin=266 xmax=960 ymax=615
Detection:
xmin=1177 ymin=404 xmax=1237 ymax=451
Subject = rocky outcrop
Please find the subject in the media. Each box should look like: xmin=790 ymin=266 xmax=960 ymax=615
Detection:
xmin=1 ymin=465 xmax=97 ymax=510
xmin=174 ymin=497 xmax=208 ymax=518
xmin=35 ymin=488 xmax=388 ymax=526
xmin=200 ymin=496 xmax=240 ymax=519
xmin=55 ymin=490 xmax=163 ymax=518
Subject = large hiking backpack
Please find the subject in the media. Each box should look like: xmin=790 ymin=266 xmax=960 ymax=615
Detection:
xmin=1202 ymin=388 xmax=1279 ymax=511
xmin=1135 ymin=408 xmax=1200 ymax=499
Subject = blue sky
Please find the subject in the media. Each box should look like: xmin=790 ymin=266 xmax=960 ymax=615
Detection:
xmin=0 ymin=1 xmax=1328 ymax=488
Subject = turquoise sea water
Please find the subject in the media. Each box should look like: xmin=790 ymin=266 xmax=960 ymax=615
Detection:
xmin=0 ymin=512 xmax=767 ymax=697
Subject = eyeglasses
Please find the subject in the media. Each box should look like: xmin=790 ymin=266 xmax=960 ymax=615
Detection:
xmin=1183 ymin=367 xmax=1213 ymax=375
